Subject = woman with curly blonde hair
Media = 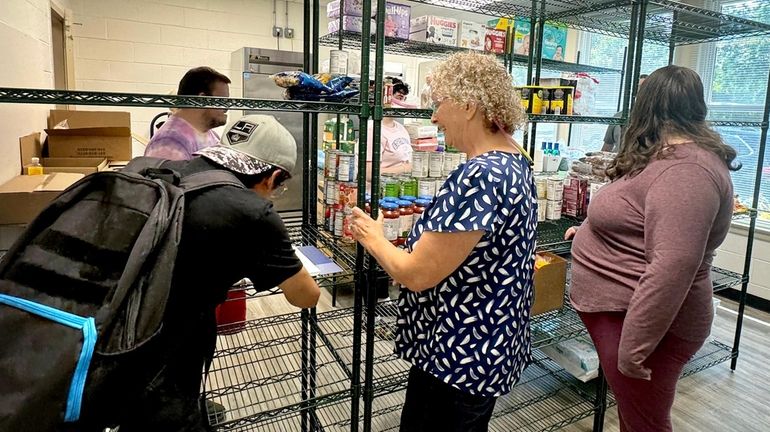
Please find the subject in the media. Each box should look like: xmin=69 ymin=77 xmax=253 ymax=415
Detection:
xmin=350 ymin=51 xmax=537 ymax=432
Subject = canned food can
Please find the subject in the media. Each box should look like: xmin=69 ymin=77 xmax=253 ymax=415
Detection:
xmin=401 ymin=177 xmax=417 ymax=197
xmin=411 ymin=152 xmax=429 ymax=178
xmin=338 ymin=140 xmax=355 ymax=154
xmin=429 ymin=152 xmax=444 ymax=178
xmin=382 ymin=176 xmax=401 ymax=198
xmin=537 ymin=199 xmax=547 ymax=222
xmin=324 ymin=150 xmax=340 ymax=179
xmin=535 ymin=176 xmax=547 ymax=199
xmin=339 ymin=182 xmax=358 ymax=209
xmin=429 ymin=177 xmax=444 ymax=195
xmin=336 ymin=153 xmax=355 ymax=182
xmin=546 ymin=199 xmax=562 ymax=220
xmin=342 ymin=212 xmax=355 ymax=242
xmin=384 ymin=78 xmax=394 ymax=108
xmin=417 ymin=178 xmax=435 ymax=197
xmin=326 ymin=204 xmax=338 ymax=232
xmin=546 ymin=177 xmax=564 ymax=201
xmin=330 ymin=50 xmax=349 ymax=75
xmin=324 ymin=179 xmax=338 ymax=204
xmin=459 ymin=152 xmax=467 ymax=165
xmin=443 ymin=153 xmax=461 ymax=176
xmin=334 ymin=207 xmax=345 ymax=236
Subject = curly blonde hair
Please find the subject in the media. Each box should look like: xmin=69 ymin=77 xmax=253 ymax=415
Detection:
xmin=430 ymin=51 xmax=526 ymax=134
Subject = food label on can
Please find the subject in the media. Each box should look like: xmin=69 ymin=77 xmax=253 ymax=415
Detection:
xmin=535 ymin=177 xmax=548 ymax=199
xmin=325 ymin=150 xmax=338 ymax=179
xmin=546 ymin=177 xmax=564 ymax=201
xmin=412 ymin=152 xmax=428 ymax=178
xmin=546 ymin=199 xmax=562 ymax=220
xmin=537 ymin=199 xmax=547 ymax=222
xmin=399 ymin=214 xmax=413 ymax=238
xmin=334 ymin=209 xmax=345 ymax=236
xmin=325 ymin=205 xmax=336 ymax=231
xmin=325 ymin=180 xmax=338 ymax=204
xmin=383 ymin=218 xmax=399 ymax=241
xmin=429 ymin=153 xmax=444 ymax=177
xmin=402 ymin=177 xmax=417 ymax=197
xmin=339 ymin=182 xmax=357 ymax=209
xmin=337 ymin=154 xmax=354 ymax=182
xmin=443 ymin=153 xmax=460 ymax=176
xmin=330 ymin=50 xmax=349 ymax=75
xmin=418 ymin=178 xmax=435 ymax=197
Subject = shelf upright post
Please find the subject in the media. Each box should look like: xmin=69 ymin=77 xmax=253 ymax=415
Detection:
xmin=351 ymin=0 xmax=373 ymax=429
xmin=668 ymin=10 xmax=678 ymax=65
xmin=731 ymin=66 xmax=770 ymax=370
xmin=621 ymin=0 xmax=641 ymax=120
xmin=592 ymin=367 xmax=609 ymax=432
xmin=630 ymin=0 xmax=648 ymax=106
xmin=309 ymin=0 xmax=320 ymax=226
xmin=364 ymin=1 xmax=387 ymax=430
xmin=617 ymin=46 xmax=628 ymax=113
xmin=523 ymin=0 xmax=539 ymax=154
xmin=302 ymin=0 xmax=312 ymax=225
xmin=301 ymin=306 xmax=310 ymax=432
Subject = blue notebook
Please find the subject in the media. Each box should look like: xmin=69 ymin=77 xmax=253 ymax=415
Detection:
xmin=294 ymin=245 xmax=344 ymax=277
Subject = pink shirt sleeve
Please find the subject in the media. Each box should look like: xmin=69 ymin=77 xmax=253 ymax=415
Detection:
xmin=618 ymin=163 xmax=721 ymax=380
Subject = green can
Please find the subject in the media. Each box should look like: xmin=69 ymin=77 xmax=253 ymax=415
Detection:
xmin=382 ymin=176 xmax=401 ymax=198
xmin=401 ymin=176 xmax=418 ymax=198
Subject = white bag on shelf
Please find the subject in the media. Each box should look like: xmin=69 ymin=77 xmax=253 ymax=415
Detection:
xmin=541 ymin=337 xmax=600 ymax=382
xmin=563 ymin=72 xmax=600 ymax=116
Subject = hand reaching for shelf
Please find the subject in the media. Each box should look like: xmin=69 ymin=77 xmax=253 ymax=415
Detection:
xmin=564 ymin=226 xmax=579 ymax=240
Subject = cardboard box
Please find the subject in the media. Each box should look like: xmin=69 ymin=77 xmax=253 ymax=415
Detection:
xmin=328 ymin=16 xmax=376 ymax=34
xmin=459 ymin=21 xmax=485 ymax=50
xmin=485 ymin=27 xmax=507 ymax=54
xmin=383 ymin=2 xmax=411 ymax=39
xmin=0 ymin=173 xmax=84 ymax=225
xmin=327 ymin=0 xmax=374 ymax=18
xmin=19 ymin=132 xmax=108 ymax=175
xmin=410 ymin=16 xmax=458 ymax=47
xmin=45 ymin=110 xmax=132 ymax=161
xmin=532 ymin=252 xmax=567 ymax=315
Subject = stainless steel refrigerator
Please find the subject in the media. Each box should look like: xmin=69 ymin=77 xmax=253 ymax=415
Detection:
xmin=232 ymin=48 xmax=305 ymax=221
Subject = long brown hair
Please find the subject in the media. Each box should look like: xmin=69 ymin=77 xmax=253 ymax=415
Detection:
xmin=606 ymin=65 xmax=739 ymax=180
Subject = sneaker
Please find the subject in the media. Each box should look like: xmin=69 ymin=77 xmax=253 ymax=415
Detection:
xmin=205 ymin=400 xmax=227 ymax=425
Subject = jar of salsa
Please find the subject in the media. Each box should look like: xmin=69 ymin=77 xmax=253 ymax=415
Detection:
xmin=381 ymin=202 xmax=400 ymax=245
xmin=396 ymin=200 xmax=414 ymax=246
xmin=413 ymin=199 xmax=430 ymax=227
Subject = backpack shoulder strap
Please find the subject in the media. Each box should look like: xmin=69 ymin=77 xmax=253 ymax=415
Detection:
xmin=123 ymin=157 xmax=168 ymax=174
xmin=180 ymin=169 xmax=245 ymax=194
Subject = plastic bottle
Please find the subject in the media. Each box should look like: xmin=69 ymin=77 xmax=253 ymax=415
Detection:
xmin=553 ymin=142 xmax=561 ymax=156
xmin=546 ymin=142 xmax=554 ymax=155
xmin=533 ymin=142 xmax=546 ymax=172
xmin=26 ymin=157 xmax=44 ymax=175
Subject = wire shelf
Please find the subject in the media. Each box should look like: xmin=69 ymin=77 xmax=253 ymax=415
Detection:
xmin=204 ymin=312 xmax=352 ymax=430
xmin=711 ymin=267 xmax=745 ymax=293
xmin=553 ymin=0 xmax=770 ymax=46
xmin=536 ymin=216 xmax=581 ymax=255
xmin=681 ymin=339 xmax=735 ymax=379
xmin=383 ymin=109 xmax=628 ymax=125
xmin=324 ymin=351 xmax=600 ymax=432
xmin=319 ymin=31 xmax=620 ymax=74
xmin=0 ymin=87 xmax=361 ymax=114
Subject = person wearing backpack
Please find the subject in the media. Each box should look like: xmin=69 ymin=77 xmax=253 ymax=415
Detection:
xmin=0 ymin=115 xmax=320 ymax=431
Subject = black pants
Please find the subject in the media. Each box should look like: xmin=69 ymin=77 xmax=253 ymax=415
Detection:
xmin=400 ymin=366 xmax=497 ymax=432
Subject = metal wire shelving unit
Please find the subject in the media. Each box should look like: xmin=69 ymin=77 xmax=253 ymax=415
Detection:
xmin=0 ymin=1 xmax=765 ymax=432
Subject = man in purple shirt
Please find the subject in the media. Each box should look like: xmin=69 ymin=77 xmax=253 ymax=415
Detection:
xmin=145 ymin=67 xmax=231 ymax=160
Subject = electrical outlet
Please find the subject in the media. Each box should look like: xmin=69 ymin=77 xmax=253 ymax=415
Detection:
xmin=273 ymin=26 xmax=282 ymax=37
xmin=284 ymin=27 xmax=295 ymax=39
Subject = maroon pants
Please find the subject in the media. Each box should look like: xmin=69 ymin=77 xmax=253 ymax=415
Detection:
xmin=579 ymin=311 xmax=705 ymax=432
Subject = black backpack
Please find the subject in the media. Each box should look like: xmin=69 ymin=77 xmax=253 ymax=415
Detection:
xmin=0 ymin=157 xmax=243 ymax=431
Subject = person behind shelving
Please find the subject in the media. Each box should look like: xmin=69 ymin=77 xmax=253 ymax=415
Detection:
xmin=117 ymin=115 xmax=320 ymax=431
xmin=349 ymin=51 xmax=537 ymax=432
xmin=602 ymin=73 xmax=649 ymax=152
xmin=565 ymin=65 xmax=737 ymax=432
xmin=365 ymin=77 xmax=413 ymax=181
xmin=144 ymin=66 xmax=231 ymax=160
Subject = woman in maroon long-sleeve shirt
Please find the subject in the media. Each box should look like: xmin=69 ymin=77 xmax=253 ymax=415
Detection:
xmin=566 ymin=65 xmax=739 ymax=431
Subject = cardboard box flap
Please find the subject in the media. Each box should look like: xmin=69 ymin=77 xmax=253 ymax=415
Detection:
xmin=45 ymin=127 xmax=132 ymax=137
xmin=19 ymin=132 xmax=44 ymax=171
xmin=38 ymin=172 xmax=84 ymax=191
xmin=48 ymin=110 xmax=130 ymax=129
xmin=43 ymin=158 xmax=108 ymax=168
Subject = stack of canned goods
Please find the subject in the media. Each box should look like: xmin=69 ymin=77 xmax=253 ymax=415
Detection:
xmin=410 ymin=150 xmax=467 ymax=198
xmin=323 ymin=116 xmax=356 ymax=153
xmin=534 ymin=174 xmax=564 ymax=221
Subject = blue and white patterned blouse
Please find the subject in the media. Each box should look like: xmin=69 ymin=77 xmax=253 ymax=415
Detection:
xmin=395 ymin=151 xmax=538 ymax=397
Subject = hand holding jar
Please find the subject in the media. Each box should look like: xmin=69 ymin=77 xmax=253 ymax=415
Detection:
xmin=349 ymin=207 xmax=386 ymax=249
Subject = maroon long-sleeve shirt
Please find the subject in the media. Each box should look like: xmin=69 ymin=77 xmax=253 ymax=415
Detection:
xmin=570 ymin=143 xmax=734 ymax=379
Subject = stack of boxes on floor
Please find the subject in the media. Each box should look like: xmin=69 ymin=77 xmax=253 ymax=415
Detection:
xmin=0 ymin=110 xmax=132 ymax=228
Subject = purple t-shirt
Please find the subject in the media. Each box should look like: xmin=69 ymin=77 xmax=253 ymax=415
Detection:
xmin=144 ymin=115 xmax=220 ymax=160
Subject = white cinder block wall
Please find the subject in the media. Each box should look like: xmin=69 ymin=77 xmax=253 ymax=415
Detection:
xmin=0 ymin=0 xmax=72 ymax=184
